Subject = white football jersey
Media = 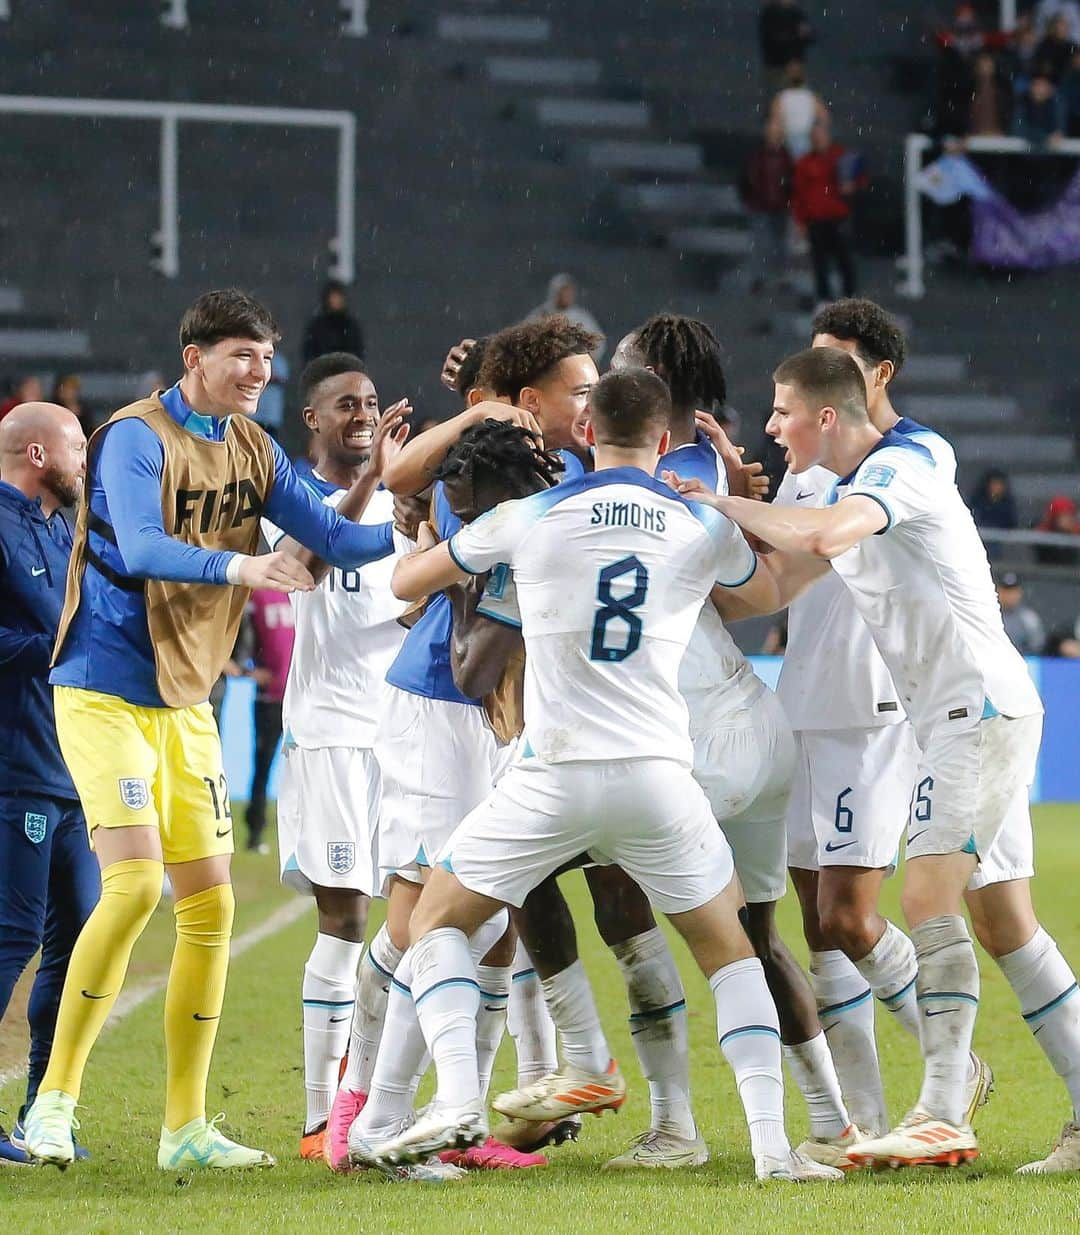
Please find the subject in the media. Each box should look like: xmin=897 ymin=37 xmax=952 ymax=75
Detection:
xmin=777 ymin=417 xmax=962 ymax=732
xmin=827 ymin=429 xmax=1041 ymax=746
xmin=450 ymin=467 xmax=757 ymax=766
xmin=263 ymin=483 xmax=410 ymax=750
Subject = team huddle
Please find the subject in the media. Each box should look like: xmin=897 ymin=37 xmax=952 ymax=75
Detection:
xmin=5 ymin=289 xmax=1080 ymax=1185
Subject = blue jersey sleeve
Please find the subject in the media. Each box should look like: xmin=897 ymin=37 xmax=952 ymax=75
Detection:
xmin=97 ymin=419 xmax=236 ymax=584
xmin=262 ymin=439 xmax=394 ymax=568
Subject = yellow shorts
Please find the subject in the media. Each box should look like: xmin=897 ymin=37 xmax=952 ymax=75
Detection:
xmin=54 ymin=685 xmax=235 ymax=865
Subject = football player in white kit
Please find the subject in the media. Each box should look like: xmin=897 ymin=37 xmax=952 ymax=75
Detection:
xmin=261 ymin=353 xmax=412 ymax=1161
xmin=781 ymin=300 xmax=1080 ymax=1173
xmin=494 ymin=316 xmax=855 ymax=1172
xmin=363 ymin=369 xmax=843 ymax=1184
xmin=675 ymin=346 xmax=1044 ymax=1168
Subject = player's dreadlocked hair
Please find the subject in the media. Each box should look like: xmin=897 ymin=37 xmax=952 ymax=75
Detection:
xmin=629 ymin=314 xmax=727 ymax=412
xmin=810 ymin=298 xmax=907 ymax=379
xmin=435 ymin=418 xmax=565 ymax=515
xmin=454 ymin=337 xmax=489 ymax=399
xmin=478 ymin=315 xmax=600 ymax=400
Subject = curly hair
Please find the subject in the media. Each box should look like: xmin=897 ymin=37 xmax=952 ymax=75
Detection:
xmin=629 ymin=314 xmax=727 ymax=412
xmin=810 ymin=298 xmax=907 ymax=378
xmin=454 ymin=336 xmax=488 ymax=399
xmin=435 ymin=418 xmax=565 ymax=514
xmin=298 ymin=351 xmax=365 ymax=406
xmin=478 ymin=315 xmax=601 ymax=401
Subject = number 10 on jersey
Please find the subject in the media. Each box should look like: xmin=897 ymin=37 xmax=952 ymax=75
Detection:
xmin=590 ymin=555 xmax=649 ymax=663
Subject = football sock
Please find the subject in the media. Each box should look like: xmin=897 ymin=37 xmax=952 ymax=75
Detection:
xmin=854 ymin=920 xmax=921 ymax=1041
xmin=39 ymin=858 xmax=162 ymax=1100
xmin=542 ymin=959 xmax=612 ymax=1075
xmin=506 ymin=940 xmax=558 ymax=1086
xmin=475 ymin=963 xmax=511 ymax=1100
xmin=810 ymin=948 xmax=887 ymax=1135
xmin=341 ymin=923 xmax=403 ymax=1094
xmin=710 ymin=957 xmax=789 ymax=1160
xmin=356 ymin=952 xmax=430 ymax=1138
xmin=412 ymin=928 xmax=481 ymax=1111
xmin=164 ymin=883 xmax=234 ymax=1131
xmin=995 ymin=926 xmax=1080 ymax=1120
xmin=782 ymin=1032 xmax=851 ymax=1140
xmin=611 ymin=927 xmax=695 ymax=1140
xmin=302 ymin=932 xmax=363 ymax=1133
xmin=912 ymin=915 xmax=979 ymax=1125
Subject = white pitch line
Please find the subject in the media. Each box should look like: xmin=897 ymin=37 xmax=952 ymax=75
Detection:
xmin=0 ymin=897 xmax=312 ymax=1090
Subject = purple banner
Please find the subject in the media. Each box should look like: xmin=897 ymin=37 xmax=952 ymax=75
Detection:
xmin=971 ymin=165 xmax=1080 ymax=270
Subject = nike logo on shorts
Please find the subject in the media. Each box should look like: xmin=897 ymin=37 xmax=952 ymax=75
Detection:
xmin=795 ymin=490 xmax=814 ymax=501
xmin=824 ymin=840 xmax=857 ymax=853
xmin=193 ymin=1013 xmax=220 ymax=1021
xmin=81 ymin=989 xmax=110 ymax=999
xmin=215 ymin=827 xmax=232 ymax=838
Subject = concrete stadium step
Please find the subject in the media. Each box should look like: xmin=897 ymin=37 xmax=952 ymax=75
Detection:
xmin=0 ymin=328 xmax=90 ymax=360
xmin=535 ymin=98 xmax=651 ymax=129
xmin=0 ymin=287 xmax=25 ymax=314
xmin=582 ymin=140 xmax=703 ymax=174
xmin=1009 ymin=472 xmax=1080 ymax=503
xmin=486 ymin=56 xmax=601 ymax=87
xmin=952 ymin=433 xmax=1075 ymax=467
xmin=667 ymin=226 xmax=750 ymax=257
xmin=900 ymin=354 xmax=969 ymax=385
xmin=902 ymin=394 xmax=1019 ymax=424
xmin=437 ymin=14 xmax=551 ymax=42
xmin=618 ymin=181 xmax=741 ymax=216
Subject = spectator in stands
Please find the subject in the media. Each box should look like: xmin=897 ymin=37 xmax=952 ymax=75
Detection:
xmin=255 ymin=352 xmax=289 ymax=439
xmin=1035 ymin=13 xmax=1078 ymax=80
xmin=758 ymin=1 xmax=815 ymax=83
xmin=969 ymin=467 xmax=1019 ymax=536
xmin=1012 ymin=71 xmax=1067 ymax=141
xmin=0 ymin=375 xmax=43 ymax=422
xmin=1060 ymin=47 xmax=1080 ymax=132
xmin=996 ymin=571 xmax=1046 ymax=654
xmin=244 ymin=588 xmax=295 ymax=854
xmin=1035 ymin=494 xmax=1080 ymax=564
xmin=791 ymin=116 xmax=861 ymax=304
xmin=528 ymin=274 xmax=605 ymax=358
xmin=739 ymin=116 xmax=793 ymax=294
xmin=769 ymin=59 xmax=828 ymax=159
xmin=1002 ymin=15 xmax=1041 ymax=99
xmin=301 ymin=280 xmax=365 ymax=365
xmin=50 ymin=375 xmax=88 ymax=432
xmin=970 ymin=51 xmax=1013 ymax=134
xmin=1044 ymin=627 xmax=1080 ymax=656
xmin=1034 ymin=0 xmax=1080 ymax=42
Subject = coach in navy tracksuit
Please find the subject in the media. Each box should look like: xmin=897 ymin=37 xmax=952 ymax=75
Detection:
xmin=0 ymin=403 xmax=99 ymax=1162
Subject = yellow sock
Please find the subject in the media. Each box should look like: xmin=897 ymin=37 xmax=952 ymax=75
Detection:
xmin=163 ymin=883 xmax=235 ymax=1131
xmin=39 ymin=858 xmax=163 ymax=1099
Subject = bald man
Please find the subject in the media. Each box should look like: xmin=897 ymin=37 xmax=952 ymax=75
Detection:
xmin=0 ymin=403 xmax=98 ymax=1165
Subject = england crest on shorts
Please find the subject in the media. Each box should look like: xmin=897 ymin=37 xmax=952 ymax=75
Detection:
xmin=24 ymin=812 xmax=47 ymax=844
xmin=327 ymin=841 xmax=355 ymax=875
xmin=118 ymin=778 xmax=149 ymax=811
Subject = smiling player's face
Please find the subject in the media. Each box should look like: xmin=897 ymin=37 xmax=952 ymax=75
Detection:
xmin=531 ymin=353 xmax=597 ymax=452
xmin=307 ymin=371 xmax=380 ymax=468
xmin=192 ymin=336 xmax=275 ymax=418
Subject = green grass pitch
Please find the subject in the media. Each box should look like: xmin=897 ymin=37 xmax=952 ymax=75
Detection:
xmin=4 ymin=804 xmax=1080 ymax=1233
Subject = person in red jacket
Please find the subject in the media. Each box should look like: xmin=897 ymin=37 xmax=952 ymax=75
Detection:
xmin=739 ymin=116 xmax=794 ymax=294
xmin=791 ymin=117 xmax=861 ymax=304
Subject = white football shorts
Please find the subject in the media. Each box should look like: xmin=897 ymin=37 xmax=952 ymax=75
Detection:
xmin=906 ymin=712 xmax=1043 ymax=863
xmin=439 ymin=755 xmax=736 ymax=915
xmin=277 ymin=744 xmax=381 ymax=896
xmin=689 ymin=685 xmax=795 ymax=903
xmin=375 ymin=686 xmax=503 ymax=889
xmin=786 ymin=722 xmax=919 ymax=872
